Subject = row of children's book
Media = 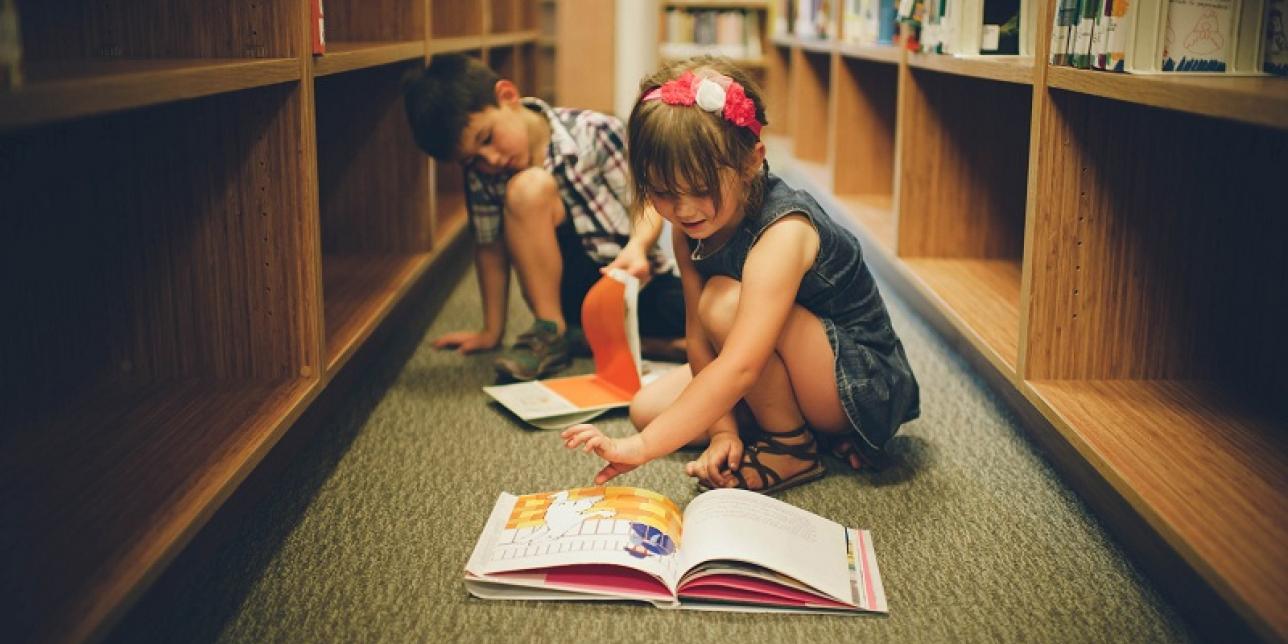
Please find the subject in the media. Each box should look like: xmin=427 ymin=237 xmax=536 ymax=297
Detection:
xmin=661 ymin=8 xmax=765 ymax=62
xmin=1051 ymin=0 xmax=1287 ymax=74
xmin=774 ymin=0 xmax=1035 ymax=55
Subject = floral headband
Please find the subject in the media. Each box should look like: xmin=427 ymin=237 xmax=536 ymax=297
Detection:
xmin=641 ymin=70 xmax=763 ymax=137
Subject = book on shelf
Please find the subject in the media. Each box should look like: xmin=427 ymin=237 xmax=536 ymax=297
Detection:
xmin=1071 ymin=0 xmax=1103 ymax=68
xmin=1050 ymin=0 xmax=1080 ymax=65
xmin=483 ymin=270 xmax=674 ymax=430
xmin=311 ymin=0 xmax=326 ymax=55
xmin=1076 ymin=0 xmax=1277 ymax=72
xmin=795 ymin=0 xmax=837 ymax=39
xmin=464 ymin=486 xmax=888 ymax=614
xmin=844 ymin=0 xmax=899 ymax=46
xmin=662 ymin=8 xmax=764 ymax=62
xmin=911 ymin=0 xmax=1025 ymax=56
xmin=0 ymin=0 xmax=21 ymax=89
xmin=1269 ymin=0 xmax=1288 ymax=74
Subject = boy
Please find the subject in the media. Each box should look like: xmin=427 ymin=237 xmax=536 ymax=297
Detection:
xmin=404 ymin=54 xmax=685 ymax=380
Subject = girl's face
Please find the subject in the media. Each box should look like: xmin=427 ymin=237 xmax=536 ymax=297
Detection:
xmin=649 ymin=171 xmax=743 ymax=241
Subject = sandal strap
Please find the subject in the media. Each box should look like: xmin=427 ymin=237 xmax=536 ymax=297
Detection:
xmin=750 ymin=426 xmax=819 ymax=462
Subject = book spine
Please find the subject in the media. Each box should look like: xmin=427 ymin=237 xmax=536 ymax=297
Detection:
xmin=1104 ymin=0 xmax=1132 ymax=71
xmin=311 ymin=0 xmax=326 ymax=55
xmin=1091 ymin=0 xmax=1111 ymax=68
xmin=1051 ymin=0 xmax=1081 ymax=65
xmin=0 ymin=0 xmax=21 ymax=89
xmin=1070 ymin=0 xmax=1098 ymax=68
xmin=1269 ymin=0 xmax=1288 ymax=74
xmin=1161 ymin=0 xmax=1234 ymax=72
xmin=1231 ymin=0 xmax=1267 ymax=73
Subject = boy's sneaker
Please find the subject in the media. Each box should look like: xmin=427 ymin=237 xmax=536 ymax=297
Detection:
xmin=494 ymin=319 xmax=572 ymax=381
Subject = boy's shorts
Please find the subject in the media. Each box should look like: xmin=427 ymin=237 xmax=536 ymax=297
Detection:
xmin=556 ymin=220 xmax=685 ymax=339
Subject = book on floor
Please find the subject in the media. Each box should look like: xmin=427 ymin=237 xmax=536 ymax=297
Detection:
xmin=464 ymin=486 xmax=888 ymax=615
xmin=483 ymin=270 xmax=672 ymax=430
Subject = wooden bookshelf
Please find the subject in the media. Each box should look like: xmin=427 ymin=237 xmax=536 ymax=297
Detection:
xmin=313 ymin=41 xmax=425 ymax=77
xmin=907 ymin=52 xmax=1035 ymax=85
xmin=0 ymin=58 xmax=300 ymax=131
xmin=0 ymin=2 xmax=543 ymax=641
xmin=764 ymin=0 xmax=1288 ymax=638
xmin=1046 ymin=65 xmax=1288 ymax=130
xmin=838 ymin=42 xmax=903 ymax=65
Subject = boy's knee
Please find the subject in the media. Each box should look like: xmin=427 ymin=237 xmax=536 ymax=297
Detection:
xmin=698 ymin=276 xmax=741 ymax=342
xmin=504 ymin=168 xmax=559 ymax=218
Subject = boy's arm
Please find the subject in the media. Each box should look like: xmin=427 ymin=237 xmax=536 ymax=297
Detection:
xmin=431 ymin=242 xmax=510 ymax=354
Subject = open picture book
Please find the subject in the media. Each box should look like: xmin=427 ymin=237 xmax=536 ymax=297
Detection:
xmin=483 ymin=270 xmax=673 ymax=430
xmin=464 ymin=486 xmax=887 ymax=614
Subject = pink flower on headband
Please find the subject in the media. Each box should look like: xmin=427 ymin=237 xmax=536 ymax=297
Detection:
xmin=643 ymin=70 xmax=762 ymax=137
xmin=658 ymin=71 xmax=697 ymax=105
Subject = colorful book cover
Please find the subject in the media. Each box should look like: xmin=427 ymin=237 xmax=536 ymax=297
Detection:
xmin=1269 ymin=0 xmax=1288 ymax=74
xmin=310 ymin=0 xmax=326 ymax=55
xmin=1071 ymin=0 xmax=1102 ymax=68
xmin=1161 ymin=0 xmax=1234 ymax=71
xmin=1104 ymin=0 xmax=1132 ymax=71
xmin=483 ymin=271 xmax=674 ymax=430
xmin=1051 ymin=0 xmax=1082 ymax=65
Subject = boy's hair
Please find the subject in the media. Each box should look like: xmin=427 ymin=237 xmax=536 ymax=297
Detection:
xmin=628 ymin=56 xmax=769 ymax=218
xmin=403 ymin=54 xmax=501 ymax=161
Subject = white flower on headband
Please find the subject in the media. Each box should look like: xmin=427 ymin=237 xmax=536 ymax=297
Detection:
xmin=694 ymin=79 xmax=726 ymax=113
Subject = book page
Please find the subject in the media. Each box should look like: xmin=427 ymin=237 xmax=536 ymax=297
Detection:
xmin=676 ymin=489 xmax=853 ymax=604
xmin=468 ymin=487 xmax=687 ymax=592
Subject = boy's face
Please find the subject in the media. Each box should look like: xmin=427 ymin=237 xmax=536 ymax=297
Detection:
xmin=455 ymin=80 xmax=532 ymax=175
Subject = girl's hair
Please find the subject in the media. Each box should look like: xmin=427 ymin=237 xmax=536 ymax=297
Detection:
xmin=628 ymin=56 xmax=769 ymax=219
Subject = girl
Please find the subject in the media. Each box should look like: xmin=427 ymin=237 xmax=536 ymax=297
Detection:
xmin=562 ymin=58 xmax=920 ymax=493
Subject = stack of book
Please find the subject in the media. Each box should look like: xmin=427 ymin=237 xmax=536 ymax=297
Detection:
xmin=897 ymin=0 xmax=1036 ymax=56
xmin=843 ymin=0 xmax=900 ymax=46
xmin=1050 ymin=0 xmax=1288 ymax=74
xmin=662 ymin=8 xmax=764 ymax=61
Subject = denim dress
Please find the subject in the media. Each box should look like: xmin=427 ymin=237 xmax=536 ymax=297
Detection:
xmin=688 ymin=172 xmax=920 ymax=461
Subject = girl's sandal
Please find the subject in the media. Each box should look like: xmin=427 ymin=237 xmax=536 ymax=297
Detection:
xmin=817 ymin=433 xmax=864 ymax=471
xmin=700 ymin=425 xmax=827 ymax=495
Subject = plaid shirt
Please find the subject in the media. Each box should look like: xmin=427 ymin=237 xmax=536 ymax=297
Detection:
xmin=463 ymin=98 xmax=673 ymax=274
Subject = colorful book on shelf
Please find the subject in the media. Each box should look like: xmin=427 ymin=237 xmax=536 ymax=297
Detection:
xmin=1098 ymin=0 xmax=1132 ymax=70
xmin=483 ymin=270 xmax=670 ymax=430
xmin=0 ymin=0 xmax=21 ymax=88
xmin=310 ymin=0 xmax=326 ymax=55
xmin=1071 ymin=0 xmax=1102 ymax=68
xmin=844 ymin=0 xmax=899 ymax=45
xmin=1050 ymin=0 xmax=1081 ymax=65
xmin=464 ymin=486 xmax=888 ymax=615
xmin=1124 ymin=0 xmax=1268 ymax=73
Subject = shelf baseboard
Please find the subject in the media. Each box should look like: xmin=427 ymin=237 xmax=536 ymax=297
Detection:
xmin=313 ymin=41 xmax=425 ymax=77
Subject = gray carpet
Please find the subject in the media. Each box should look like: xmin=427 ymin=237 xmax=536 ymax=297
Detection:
xmin=110 ymin=238 xmax=1197 ymax=643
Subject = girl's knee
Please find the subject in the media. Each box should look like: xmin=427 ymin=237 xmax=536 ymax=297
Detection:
xmin=697 ymin=276 xmax=741 ymax=341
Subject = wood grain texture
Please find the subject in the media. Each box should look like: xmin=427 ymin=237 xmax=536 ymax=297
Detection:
xmin=0 ymin=58 xmax=301 ymax=131
xmin=555 ymin=0 xmax=614 ymax=113
xmin=897 ymin=70 xmax=1030 ymax=259
xmin=764 ymin=44 xmax=791 ymax=136
xmin=1026 ymin=380 xmax=1288 ymax=641
xmin=324 ymin=0 xmax=426 ymax=41
xmin=434 ymin=158 xmax=469 ymax=240
xmin=907 ymin=52 xmax=1035 ymax=86
xmin=1025 ymin=91 xmax=1288 ymax=392
xmin=831 ymin=55 xmax=896 ymax=199
xmin=431 ymin=0 xmax=484 ymax=38
xmin=485 ymin=30 xmax=540 ymax=48
xmin=18 ymin=0 xmax=301 ymax=59
xmin=0 ymin=84 xmax=321 ymax=421
xmin=904 ymin=258 xmax=1021 ymax=372
xmin=0 ymin=378 xmax=319 ymax=644
xmin=790 ymin=48 xmax=830 ymax=162
xmin=1047 ymin=66 xmax=1288 ymax=132
xmin=322 ymin=254 xmax=432 ymax=369
xmin=838 ymin=42 xmax=902 ymax=65
xmin=312 ymin=41 xmax=426 ymax=77
xmin=490 ymin=0 xmax=518 ymax=33
xmin=837 ymin=194 xmax=896 ymax=254
xmin=316 ymin=63 xmax=433 ymax=255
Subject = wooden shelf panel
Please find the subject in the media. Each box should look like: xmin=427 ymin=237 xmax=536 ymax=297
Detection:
xmin=908 ymin=53 xmax=1034 ymax=85
xmin=771 ymin=34 xmax=795 ymax=48
xmin=837 ymin=195 xmax=896 ymax=254
xmin=0 ymin=58 xmax=300 ymax=131
xmin=797 ymin=38 xmax=836 ymax=55
xmin=1046 ymin=66 xmax=1288 ymax=131
xmin=661 ymin=54 xmax=768 ymax=69
xmin=429 ymin=36 xmax=485 ymax=54
xmin=0 ymin=377 xmax=318 ymax=643
xmin=1026 ymin=379 xmax=1288 ymax=639
xmin=323 ymin=253 xmax=433 ymax=371
xmin=484 ymin=30 xmax=540 ymax=48
xmin=903 ymin=258 xmax=1021 ymax=373
xmin=313 ymin=41 xmax=425 ymax=77
xmin=838 ymin=43 xmax=902 ymax=65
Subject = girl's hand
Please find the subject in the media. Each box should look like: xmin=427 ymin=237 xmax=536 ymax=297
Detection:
xmin=602 ymin=246 xmax=652 ymax=285
xmin=561 ymin=424 xmax=648 ymax=485
xmin=684 ymin=431 xmax=744 ymax=488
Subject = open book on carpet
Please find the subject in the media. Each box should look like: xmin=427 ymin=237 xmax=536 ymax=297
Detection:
xmin=483 ymin=270 xmax=672 ymax=430
xmin=464 ymin=486 xmax=887 ymax=615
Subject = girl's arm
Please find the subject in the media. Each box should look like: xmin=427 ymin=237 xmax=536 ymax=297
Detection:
xmin=638 ymin=214 xmax=819 ymax=458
